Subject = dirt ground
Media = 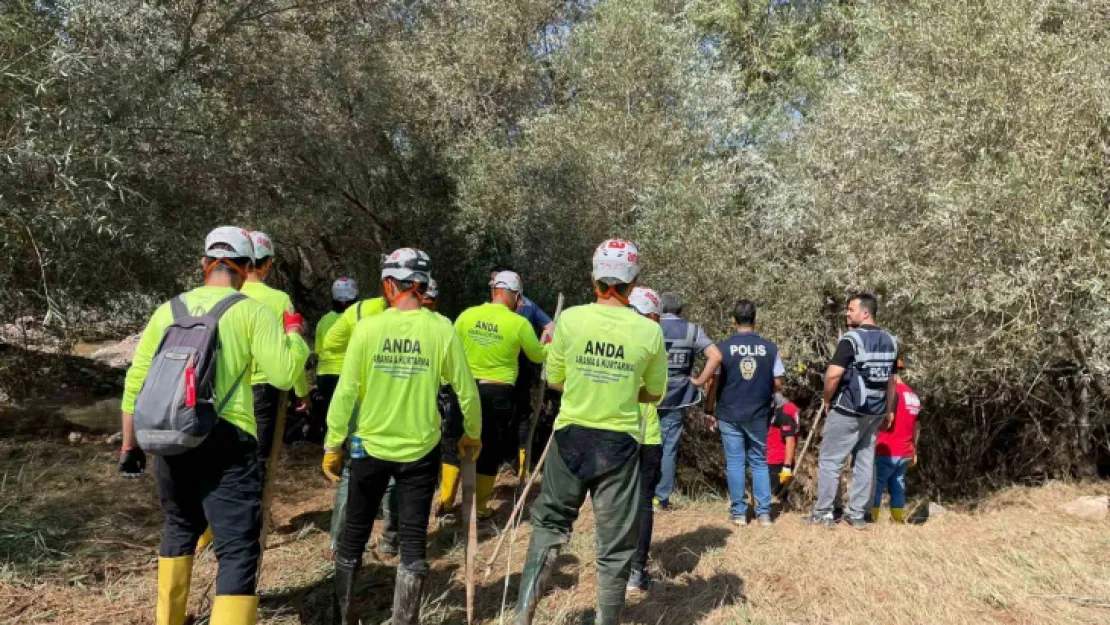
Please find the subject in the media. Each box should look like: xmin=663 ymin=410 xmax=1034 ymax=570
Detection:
xmin=0 ymin=422 xmax=1107 ymax=625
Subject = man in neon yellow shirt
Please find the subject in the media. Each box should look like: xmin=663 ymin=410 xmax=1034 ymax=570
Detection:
xmin=515 ymin=239 xmax=667 ymax=625
xmin=321 ymin=249 xmax=482 ymax=625
xmin=627 ymin=286 xmax=664 ymax=593
xmin=118 ymin=227 xmax=309 ymax=625
xmin=445 ymin=270 xmax=545 ymax=520
xmin=316 ymin=276 xmax=360 ymax=410
xmin=320 ymin=283 xmax=388 ymax=358
xmin=241 ymin=231 xmax=309 ymax=485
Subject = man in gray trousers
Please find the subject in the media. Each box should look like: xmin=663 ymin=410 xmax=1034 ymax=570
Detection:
xmin=809 ymin=293 xmax=899 ymax=529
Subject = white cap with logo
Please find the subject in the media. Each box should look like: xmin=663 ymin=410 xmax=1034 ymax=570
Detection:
xmin=592 ymin=239 xmax=641 ymax=284
xmin=381 ymin=248 xmax=433 ymax=283
xmin=629 ymin=287 xmax=661 ymax=316
xmin=204 ymin=226 xmax=255 ymax=260
xmin=331 ymin=276 xmax=359 ymax=302
xmin=492 ymin=270 xmax=523 ymax=293
xmin=249 ymin=231 xmax=274 ymax=262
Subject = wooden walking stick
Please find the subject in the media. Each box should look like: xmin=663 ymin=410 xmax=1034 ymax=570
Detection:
xmin=461 ymin=450 xmax=479 ymax=625
xmin=522 ymin=293 xmax=564 ymax=475
xmin=781 ymin=401 xmax=825 ymax=497
xmin=483 ymin=432 xmax=554 ymax=581
xmin=258 ymin=391 xmax=289 ymax=564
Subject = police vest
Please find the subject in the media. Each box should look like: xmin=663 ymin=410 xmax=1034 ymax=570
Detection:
xmin=661 ymin=317 xmax=701 ymax=409
xmin=832 ymin=327 xmax=899 ymax=417
xmin=715 ymin=332 xmax=778 ymax=423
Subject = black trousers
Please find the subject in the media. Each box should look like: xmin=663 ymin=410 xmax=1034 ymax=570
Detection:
xmin=156 ymin=419 xmax=262 ymax=595
xmin=633 ymin=444 xmax=663 ymax=572
xmin=476 ymin=383 xmax=515 ymax=476
xmin=338 ymin=446 xmax=440 ymax=571
xmin=317 ymin=374 xmax=340 ymax=411
xmin=252 ymin=383 xmax=282 ymax=485
xmin=438 ymin=386 xmax=463 ymax=466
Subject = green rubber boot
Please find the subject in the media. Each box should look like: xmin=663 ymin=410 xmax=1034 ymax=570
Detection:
xmin=596 ymin=602 xmax=624 ymax=625
xmin=515 ymin=545 xmax=559 ymax=625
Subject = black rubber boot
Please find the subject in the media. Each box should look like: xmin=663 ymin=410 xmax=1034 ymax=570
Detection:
xmin=332 ymin=555 xmax=360 ymax=625
xmin=389 ymin=565 xmax=426 ymax=625
xmin=515 ymin=546 xmax=559 ymax=625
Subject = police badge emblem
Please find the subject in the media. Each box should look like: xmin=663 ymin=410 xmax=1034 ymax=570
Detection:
xmin=740 ymin=356 xmax=757 ymax=380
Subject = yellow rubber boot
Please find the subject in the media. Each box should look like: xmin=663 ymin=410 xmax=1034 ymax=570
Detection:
xmin=210 ymin=595 xmax=259 ymax=625
xmin=518 ymin=447 xmax=529 ymax=478
xmin=871 ymin=508 xmax=881 ymax=522
xmin=476 ymin=474 xmax=497 ymax=519
xmin=438 ymin=463 xmax=461 ymax=513
xmin=890 ymin=508 xmax=906 ymax=524
xmin=195 ymin=526 xmax=214 ymax=553
xmin=156 ymin=555 xmax=194 ymax=625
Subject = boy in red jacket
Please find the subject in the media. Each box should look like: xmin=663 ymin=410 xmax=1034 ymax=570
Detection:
xmin=873 ymin=370 xmax=921 ymax=523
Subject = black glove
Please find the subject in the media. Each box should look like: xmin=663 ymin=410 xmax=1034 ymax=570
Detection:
xmin=119 ymin=446 xmax=147 ymax=478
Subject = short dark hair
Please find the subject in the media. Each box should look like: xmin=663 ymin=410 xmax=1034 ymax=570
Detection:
xmin=659 ymin=292 xmax=683 ymax=315
xmin=850 ymin=292 xmax=878 ymax=317
xmin=732 ymin=300 xmax=757 ymax=326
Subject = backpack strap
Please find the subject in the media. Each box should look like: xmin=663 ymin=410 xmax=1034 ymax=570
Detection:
xmin=170 ymin=295 xmax=189 ymax=320
xmin=207 ymin=293 xmax=248 ymax=321
xmin=209 ymin=293 xmax=250 ymax=414
xmin=216 ymin=365 xmax=251 ymax=414
xmin=356 ymin=300 xmax=363 ymax=322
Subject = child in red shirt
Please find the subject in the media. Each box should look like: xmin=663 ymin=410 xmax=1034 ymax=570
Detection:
xmin=872 ymin=378 xmax=921 ymax=522
xmin=767 ymin=395 xmax=799 ymax=493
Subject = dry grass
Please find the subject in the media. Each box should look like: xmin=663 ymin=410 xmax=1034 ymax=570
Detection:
xmin=0 ymin=428 xmax=1106 ymax=625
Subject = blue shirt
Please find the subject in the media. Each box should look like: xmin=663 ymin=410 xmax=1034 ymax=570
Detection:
xmin=516 ymin=296 xmax=552 ymax=337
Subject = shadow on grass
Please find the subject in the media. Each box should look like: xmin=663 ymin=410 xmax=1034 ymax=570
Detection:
xmin=621 ymin=571 xmax=745 ymax=625
xmin=650 ymin=525 xmax=732 ymax=577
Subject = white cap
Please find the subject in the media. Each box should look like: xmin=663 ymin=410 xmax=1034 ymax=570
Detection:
xmin=492 ymin=270 xmax=523 ymax=293
xmin=249 ymin=231 xmax=274 ymax=261
xmin=629 ymin=287 xmax=661 ymax=316
xmin=592 ymin=239 xmax=641 ymax=284
xmin=381 ymin=248 xmax=432 ymax=283
xmin=426 ymin=278 xmax=439 ymax=300
xmin=204 ymin=226 xmax=255 ymax=260
xmin=331 ymin=276 xmax=359 ymax=302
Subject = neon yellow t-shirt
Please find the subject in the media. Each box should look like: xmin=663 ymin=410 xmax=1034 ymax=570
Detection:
xmin=240 ymin=281 xmax=308 ymax=397
xmin=315 ymin=311 xmax=344 ymax=376
xmin=321 ymin=297 xmax=388 ymax=358
xmin=325 ymin=307 xmax=481 ymax=462
xmin=454 ymin=302 xmax=545 ymax=384
xmin=641 ymin=402 xmax=662 ymax=446
xmin=122 ymin=286 xmax=310 ymax=438
xmin=548 ymin=303 xmax=667 ymax=441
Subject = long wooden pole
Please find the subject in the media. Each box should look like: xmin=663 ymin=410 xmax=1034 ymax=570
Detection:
xmin=257 ymin=390 xmax=289 ymax=566
xmin=522 ymin=294 xmax=564 ymax=475
xmin=461 ymin=455 xmax=478 ymax=625
xmin=781 ymin=403 xmax=824 ymax=498
xmin=483 ymin=432 xmax=554 ymax=581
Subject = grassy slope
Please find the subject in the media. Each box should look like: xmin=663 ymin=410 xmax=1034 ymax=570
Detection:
xmin=0 ymin=433 xmax=1107 ymax=625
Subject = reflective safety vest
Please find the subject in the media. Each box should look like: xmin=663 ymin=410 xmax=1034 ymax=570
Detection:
xmin=661 ymin=317 xmax=700 ymax=409
xmin=832 ymin=327 xmax=898 ymax=417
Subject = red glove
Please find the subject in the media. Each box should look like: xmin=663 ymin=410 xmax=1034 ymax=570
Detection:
xmin=283 ymin=311 xmax=305 ymax=334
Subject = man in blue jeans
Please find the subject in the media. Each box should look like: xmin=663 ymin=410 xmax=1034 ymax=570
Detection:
xmin=654 ymin=292 xmax=722 ymax=509
xmin=703 ymin=300 xmax=784 ymax=526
